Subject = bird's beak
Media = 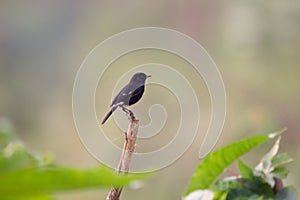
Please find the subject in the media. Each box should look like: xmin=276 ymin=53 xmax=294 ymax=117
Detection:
xmin=147 ymin=75 xmax=151 ymax=78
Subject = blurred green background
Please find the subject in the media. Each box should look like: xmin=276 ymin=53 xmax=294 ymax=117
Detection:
xmin=1 ymin=1 xmax=299 ymax=199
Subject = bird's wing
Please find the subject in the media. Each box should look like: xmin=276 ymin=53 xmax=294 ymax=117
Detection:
xmin=130 ymin=86 xmax=144 ymax=97
xmin=111 ymin=83 xmax=143 ymax=106
xmin=111 ymin=83 xmax=133 ymax=106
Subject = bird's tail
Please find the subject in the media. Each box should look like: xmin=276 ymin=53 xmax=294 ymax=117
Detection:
xmin=101 ymin=106 xmax=117 ymax=124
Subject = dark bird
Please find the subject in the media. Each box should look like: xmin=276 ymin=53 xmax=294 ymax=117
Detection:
xmin=101 ymin=72 xmax=151 ymax=124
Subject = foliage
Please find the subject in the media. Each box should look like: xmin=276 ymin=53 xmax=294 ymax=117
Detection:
xmin=0 ymin=125 xmax=143 ymax=200
xmin=183 ymin=129 xmax=297 ymax=200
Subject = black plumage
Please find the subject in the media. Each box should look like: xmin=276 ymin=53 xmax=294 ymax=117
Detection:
xmin=101 ymin=72 xmax=151 ymax=124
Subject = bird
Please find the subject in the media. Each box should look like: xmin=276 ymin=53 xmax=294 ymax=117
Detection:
xmin=101 ymin=72 xmax=151 ymax=125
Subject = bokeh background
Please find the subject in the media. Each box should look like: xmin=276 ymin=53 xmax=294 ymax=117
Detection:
xmin=1 ymin=1 xmax=300 ymax=199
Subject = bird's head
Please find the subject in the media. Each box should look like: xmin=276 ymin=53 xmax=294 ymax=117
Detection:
xmin=130 ymin=72 xmax=151 ymax=84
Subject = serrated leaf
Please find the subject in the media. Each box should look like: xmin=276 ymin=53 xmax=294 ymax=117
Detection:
xmin=238 ymin=160 xmax=253 ymax=179
xmin=271 ymin=153 xmax=293 ymax=168
xmin=184 ymin=132 xmax=279 ymax=196
xmin=0 ymin=165 xmax=143 ymax=197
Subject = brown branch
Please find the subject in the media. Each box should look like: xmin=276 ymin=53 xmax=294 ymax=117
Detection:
xmin=106 ymin=114 xmax=139 ymax=200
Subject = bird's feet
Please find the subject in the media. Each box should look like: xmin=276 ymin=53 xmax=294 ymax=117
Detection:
xmin=121 ymin=106 xmax=135 ymax=121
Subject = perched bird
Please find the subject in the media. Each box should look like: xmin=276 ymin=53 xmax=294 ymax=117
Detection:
xmin=101 ymin=72 xmax=151 ymax=124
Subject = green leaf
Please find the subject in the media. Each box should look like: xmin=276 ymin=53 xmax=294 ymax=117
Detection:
xmin=271 ymin=153 xmax=293 ymax=168
xmin=213 ymin=177 xmax=241 ymax=192
xmin=0 ymin=165 xmax=143 ymax=197
xmin=272 ymin=167 xmax=289 ymax=179
xmin=248 ymin=195 xmax=264 ymax=200
xmin=256 ymin=136 xmax=281 ymax=174
xmin=253 ymin=133 xmax=292 ymax=187
xmin=0 ymin=127 xmax=146 ymax=198
xmin=225 ymin=177 xmax=274 ymax=199
xmin=275 ymin=186 xmax=297 ymax=200
xmin=243 ymin=177 xmax=274 ymax=198
xmin=184 ymin=131 xmax=280 ymax=196
xmin=2 ymin=194 xmax=54 ymax=200
xmin=212 ymin=191 xmax=227 ymax=200
xmin=0 ymin=143 xmax=40 ymax=174
xmin=238 ymin=160 xmax=253 ymax=179
xmin=226 ymin=188 xmax=254 ymax=199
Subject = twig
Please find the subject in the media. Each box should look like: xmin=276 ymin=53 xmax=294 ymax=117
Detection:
xmin=106 ymin=114 xmax=139 ymax=200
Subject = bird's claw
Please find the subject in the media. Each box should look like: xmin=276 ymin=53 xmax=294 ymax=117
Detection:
xmin=121 ymin=106 xmax=135 ymax=121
